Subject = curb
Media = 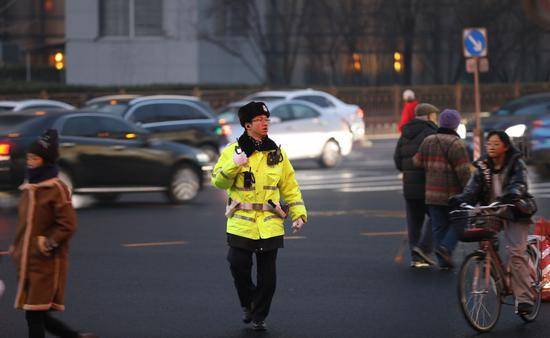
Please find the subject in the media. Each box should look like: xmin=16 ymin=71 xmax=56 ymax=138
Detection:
xmin=366 ymin=133 xmax=400 ymax=140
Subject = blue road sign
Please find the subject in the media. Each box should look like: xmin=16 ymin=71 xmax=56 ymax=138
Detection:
xmin=463 ymin=28 xmax=487 ymax=58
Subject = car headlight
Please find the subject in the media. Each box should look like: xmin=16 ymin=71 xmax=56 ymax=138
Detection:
xmin=457 ymin=123 xmax=467 ymax=139
xmin=505 ymin=124 xmax=526 ymax=138
xmin=196 ymin=152 xmax=210 ymax=163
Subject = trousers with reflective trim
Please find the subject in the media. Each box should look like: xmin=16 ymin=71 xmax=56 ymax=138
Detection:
xmin=227 ymin=246 xmax=278 ymax=322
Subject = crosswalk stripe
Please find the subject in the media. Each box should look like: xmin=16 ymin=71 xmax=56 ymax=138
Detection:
xmin=531 ymin=188 xmax=550 ymax=194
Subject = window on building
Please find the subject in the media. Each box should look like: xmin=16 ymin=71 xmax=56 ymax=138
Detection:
xmin=100 ymin=0 xmax=163 ymax=37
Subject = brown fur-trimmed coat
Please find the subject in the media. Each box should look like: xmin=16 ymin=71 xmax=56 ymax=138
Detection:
xmin=11 ymin=178 xmax=76 ymax=311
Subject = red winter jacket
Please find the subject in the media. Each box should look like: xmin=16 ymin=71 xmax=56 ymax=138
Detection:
xmin=398 ymin=100 xmax=418 ymax=133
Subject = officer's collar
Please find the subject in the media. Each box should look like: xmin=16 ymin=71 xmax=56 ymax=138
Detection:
xmin=237 ymin=132 xmax=277 ymax=157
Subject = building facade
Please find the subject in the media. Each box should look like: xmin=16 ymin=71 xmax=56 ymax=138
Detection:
xmin=66 ymin=0 xmax=263 ymax=85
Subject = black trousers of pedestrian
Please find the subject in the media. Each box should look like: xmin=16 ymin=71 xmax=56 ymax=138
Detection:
xmin=25 ymin=310 xmax=78 ymax=338
xmin=405 ymin=198 xmax=432 ymax=259
xmin=227 ymin=246 xmax=278 ymax=322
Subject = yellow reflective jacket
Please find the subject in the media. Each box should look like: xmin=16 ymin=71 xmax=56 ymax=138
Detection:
xmin=211 ymin=142 xmax=307 ymax=240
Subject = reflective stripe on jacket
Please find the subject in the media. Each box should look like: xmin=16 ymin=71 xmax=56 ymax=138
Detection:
xmin=211 ymin=142 xmax=307 ymax=240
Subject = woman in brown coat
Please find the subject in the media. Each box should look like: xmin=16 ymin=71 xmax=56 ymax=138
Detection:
xmin=11 ymin=129 xmax=96 ymax=338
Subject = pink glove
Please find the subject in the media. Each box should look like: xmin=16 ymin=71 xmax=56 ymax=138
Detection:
xmin=292 ymin=217 xmax=305 ymax=234
xmin=233 ymin=152 xmax=248 ymax=166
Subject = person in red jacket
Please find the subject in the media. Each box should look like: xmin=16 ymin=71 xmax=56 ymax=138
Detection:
xmin=398 ymin=89 xmax=418 ymax=133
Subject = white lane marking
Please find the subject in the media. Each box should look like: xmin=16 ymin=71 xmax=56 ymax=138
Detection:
xmin=301 ymin=180 xmax=400 ymax=191
xmin=297 ymin=174 xmax=400 ymax=185
xmin=122 ymin=240 xmax=188 ymax=248
xmin=339 ymin=185 xmax=403 ymax=193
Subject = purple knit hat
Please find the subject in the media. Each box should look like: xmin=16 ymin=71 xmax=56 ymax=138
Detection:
xmin=438 ymin=109 xmax=461 ymax=129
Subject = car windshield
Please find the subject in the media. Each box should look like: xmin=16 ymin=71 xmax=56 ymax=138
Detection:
xmin=0 ymin=105 xmax=15 ymax=112
xmin=218 ymin=111 xmax=239 ymax=124
xmin=249 ymin=96 xmax=286 ymax=102
xmin=83 ymin=101 xmax=129 ymax=115
xmin=0 ymin=115 xmax=54 ymax=134
xmin=492 ymin=96 xmax=550 ymax=116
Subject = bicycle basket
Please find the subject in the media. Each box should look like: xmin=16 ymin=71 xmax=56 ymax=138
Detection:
xmin=451 ymin=210 xmax=504 ymax=242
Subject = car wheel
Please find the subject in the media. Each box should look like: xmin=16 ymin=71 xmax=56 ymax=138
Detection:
xmin=58 ymin=168 xmax=74 ymax=193
xmin=166 ymin=164 xmax=200 ymax=204
xmin=319 ymin=140 xmax=342 ymax=168
xmin=93 ymin=193 xmax=120 ymax=204
xmin=200 ymin=144 xmax=219 ymax=161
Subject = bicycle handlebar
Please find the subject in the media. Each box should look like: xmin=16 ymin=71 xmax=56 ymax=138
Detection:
xmin=449 ymin=202 xmax=514 ymax=215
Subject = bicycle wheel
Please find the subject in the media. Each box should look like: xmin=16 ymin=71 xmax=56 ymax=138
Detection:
xmin=519 ymin=244 xmax=542 ymax=322
xmin=458 ymin=252 xmax=502 ymax=332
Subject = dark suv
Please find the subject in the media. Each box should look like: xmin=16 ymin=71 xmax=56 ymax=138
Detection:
xmin=83 ymin=95 xmax=229 ymax=160
xmin=0 ymin=110 xmax=212 ymax=204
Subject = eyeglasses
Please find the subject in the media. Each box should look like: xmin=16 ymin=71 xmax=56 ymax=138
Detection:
xmin=251 ymin=118 xmax=270 ymax=124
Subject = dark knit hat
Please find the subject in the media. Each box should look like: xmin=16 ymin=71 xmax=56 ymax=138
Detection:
xmin=438 ymin=109 xmax=461 ymax=129
xmin=238 ymin=101 xmax=270 ymax=127
xmin=415 ymin=103 xmax=439 ymax=117
xmin=28 ymin=129 xmax=59 ymax=164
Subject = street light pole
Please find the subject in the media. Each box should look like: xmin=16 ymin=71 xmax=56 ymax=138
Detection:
xmin=473 ymin=57 xmax=481 ymax=160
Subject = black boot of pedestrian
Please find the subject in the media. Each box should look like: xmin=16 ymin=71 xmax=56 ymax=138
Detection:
xmin=242 ymin=307 xmax=252 ymax=324
xmin=517 ymin=302 xmax=534 ymax=315
xmin=252 ymin=321 xmax=267 ymax=331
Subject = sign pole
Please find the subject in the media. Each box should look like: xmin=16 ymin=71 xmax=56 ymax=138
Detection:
xmin=473 ymin=57 xmax=481 ymax=160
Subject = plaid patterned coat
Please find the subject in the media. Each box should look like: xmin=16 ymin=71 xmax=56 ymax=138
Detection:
xmin=413 ymin=129 xmax=472 ymax=206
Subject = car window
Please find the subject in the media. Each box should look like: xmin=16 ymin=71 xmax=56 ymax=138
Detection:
xmin=493 ymin=98 xmax=550 ymax=116
xmin=271 ymin=105 xmax=294 ymax=121
xmin=98 ymin=117 xmax=134 ymax=134
xmin=61 ymin=116 xmax=102 ymax=137
xmin=294 ymin=95 xmax=334 ymax=108
xmin=249 ymin=96 xmax=286 ymax=102
xmin=130 ymin=104 xmax=159 ymax=124
xmin=291 ymin=104 xmax=320 ymax=120
xmin=156 ymin=103 xmax=208 ymax=122
xmin=24 ymin=105 xmax=57 ymax=110
xmin=85 ymin=101 xmax=129 ymax=115
xmin=96 ymin=116 xmax=141 ymax=139
xmin=218 ymin=112 xmax=239 ymax=124
xmin=512 ymin=103 xmax=550 ymax=117
xmin=0 ymin=115 xmax=36 ymax=132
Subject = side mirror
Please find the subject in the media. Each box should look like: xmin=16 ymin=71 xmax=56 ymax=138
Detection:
xmin=270 ymin=116 xmax=282 ymax=124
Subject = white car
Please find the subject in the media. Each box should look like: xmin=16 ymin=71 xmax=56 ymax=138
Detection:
xmin=218 ymin=100 xmax=353 ymax=168
xmin=0 ymin=99 xmax=75 ymax=112
xmin=243 ymin=89 xmax=365 ymax=141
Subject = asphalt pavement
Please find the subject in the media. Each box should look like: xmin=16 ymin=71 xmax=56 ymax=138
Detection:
xmin=1 ymin=139 xmax=549 ymax=338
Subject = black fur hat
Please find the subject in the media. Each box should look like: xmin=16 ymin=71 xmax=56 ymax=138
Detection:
xmin=237 ymin=101 xmax=270 ymax=127
xmin=28 ymin=129 xmax=59 ymax=164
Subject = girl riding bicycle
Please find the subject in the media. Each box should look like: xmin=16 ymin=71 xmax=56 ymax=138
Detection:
xmin=450 ymin=130 xmax=536 ymax=315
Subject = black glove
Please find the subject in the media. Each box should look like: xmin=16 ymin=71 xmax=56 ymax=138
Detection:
xmin=448 ymin=196 xmax=464 ymax=209
xmin=497 ymin=193 xmax=520 ymax=204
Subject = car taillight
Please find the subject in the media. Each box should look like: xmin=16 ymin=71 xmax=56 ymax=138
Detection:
xmin=533 ymin=119 xmax=544 ymax=129
xmin=0 ymin=143 xmax=10 ymax=156
xmin=221 ymin=124 xmax=232 ymax=136
xmin=356 ymin=107 xmax=364 ymax=119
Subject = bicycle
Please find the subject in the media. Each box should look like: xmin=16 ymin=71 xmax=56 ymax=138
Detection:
xmin=451 ymin=202 xmax=543 ymax=332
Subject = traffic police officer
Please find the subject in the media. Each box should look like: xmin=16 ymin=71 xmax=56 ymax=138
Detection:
xmin=211 ymin=101 xmax=307 ymax=331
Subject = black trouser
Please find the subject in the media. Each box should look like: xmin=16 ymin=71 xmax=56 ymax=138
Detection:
xmin=405 ymin=198 xmax=432 ymax=259
xmin=25 ymin=310 xmax=78 ymax=338
xmin=227 ymin=247 xmax=278 ymax=322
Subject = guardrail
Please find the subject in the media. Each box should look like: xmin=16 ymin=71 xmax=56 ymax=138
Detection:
xmin=2 ymin=82 xmax=549 ymax=134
